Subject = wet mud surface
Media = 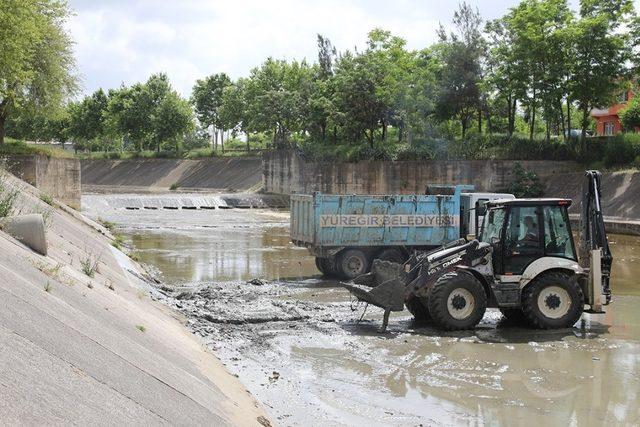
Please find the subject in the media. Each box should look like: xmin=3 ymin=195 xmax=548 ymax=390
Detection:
xmin=84 ymin=195 xmax=640 ymax=426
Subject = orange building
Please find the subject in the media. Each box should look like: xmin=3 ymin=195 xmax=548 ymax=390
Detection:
xmin=591 ymin=89 xmax=633 ymax=136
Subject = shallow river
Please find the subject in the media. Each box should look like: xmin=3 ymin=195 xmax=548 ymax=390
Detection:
xmin=84 ymin=195 xmax=640 ymax=426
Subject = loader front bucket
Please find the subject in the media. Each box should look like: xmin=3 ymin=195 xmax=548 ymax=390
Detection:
xmin=340 ymin=259 xmax=410 ymax=332
xmin=341 ymin=258 xmax=409 ymax=311
xmin=341 ymin=278 xmax=405 ymax=312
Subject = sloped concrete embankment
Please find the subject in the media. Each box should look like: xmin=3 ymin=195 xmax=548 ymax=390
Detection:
xmin=545 ymin=170 xmax=640 ymax=235
xmin=0 ymin=170 xmax=270 ymax=426
xmin=82 ymin=157 xmax=263 ymax=193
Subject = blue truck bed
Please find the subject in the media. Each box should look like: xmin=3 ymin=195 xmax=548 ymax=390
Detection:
xmin=290 ymin=185 xmax=472 ymax=257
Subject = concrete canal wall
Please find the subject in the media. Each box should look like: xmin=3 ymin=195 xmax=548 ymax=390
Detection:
xmin=3 ymin=155 xmax=81 ymax=209
xmin=547 ymin=170 xmax=640 ymax=235
xmin=81 ymin=157 xmax=262 ymax=193
xmin=0 ymin=170 xmax=269 ymax=425
xmin=262 ymin=149 xmax=581 ymax=195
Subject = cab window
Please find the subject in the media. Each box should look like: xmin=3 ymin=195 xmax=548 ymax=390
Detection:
xmin=503 ymin=206 xmax=544 ymax=275
xmin=543 ymin=206 xmax=576 ymax=260
xmin=480 ymin=207 xmax=505 ymax=243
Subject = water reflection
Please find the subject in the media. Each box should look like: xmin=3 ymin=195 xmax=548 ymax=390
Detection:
xmin=130 ymin=225 xmax=317 ymax=283
xmin=609 ymin=234 xmax=640 ymax=296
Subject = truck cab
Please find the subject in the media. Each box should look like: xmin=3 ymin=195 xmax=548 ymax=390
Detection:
xmin=461 ymin=192 xmax=515 ymax=239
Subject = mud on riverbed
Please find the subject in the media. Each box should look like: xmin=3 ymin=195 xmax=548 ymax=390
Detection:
xmin=154 ymin=278 xmax=640 ymax=427
xmin=83 ymin=197 xmax=640 ymax=426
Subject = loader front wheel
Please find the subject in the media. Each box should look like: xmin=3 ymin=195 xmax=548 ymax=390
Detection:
xmin=338 ymin=249 xmax=370 ymax=280
xmin=428 ymin=271 xmax=487 ymax=330
xmin=522 ymin=273 xmax=583 ymax=329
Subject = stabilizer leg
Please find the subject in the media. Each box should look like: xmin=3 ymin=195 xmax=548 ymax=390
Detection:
xmin=380 ymin=309 xmax=390 ymax=333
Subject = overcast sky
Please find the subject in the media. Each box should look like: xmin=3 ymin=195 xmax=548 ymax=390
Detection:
xmin=66 ymin=0 xmax=635 ymax=97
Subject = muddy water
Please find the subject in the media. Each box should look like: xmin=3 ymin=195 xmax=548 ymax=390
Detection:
xmin=83 ymin=195 xmax=640 ymax=426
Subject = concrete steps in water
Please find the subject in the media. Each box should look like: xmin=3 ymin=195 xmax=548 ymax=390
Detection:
xmin=83 ymin=193 xmax=290 ymax=211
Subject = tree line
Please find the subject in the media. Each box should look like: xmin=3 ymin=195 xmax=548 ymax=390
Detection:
xmin=2 ymin=0 xmax=639 ymax=157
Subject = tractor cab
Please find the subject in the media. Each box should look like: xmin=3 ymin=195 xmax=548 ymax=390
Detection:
xmin=479 ymin=198 xmax=578 ymax=280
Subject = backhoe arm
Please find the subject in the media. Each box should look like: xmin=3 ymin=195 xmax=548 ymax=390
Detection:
xmin=579 ymin=170 xmax=612 ymax=305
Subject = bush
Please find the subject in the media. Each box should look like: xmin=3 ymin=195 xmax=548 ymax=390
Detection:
xmin=507 ymin=163 xmax=544 ymax=197
xmin=603 ymin=134 xmax=640 ymax=168
xmin=0 ymin=175 xmax=19 ymax=219
xmin=620 ymin=96 xmax=640 ymax=131
xmin=0 ymin=138 xmax=73 ymax=158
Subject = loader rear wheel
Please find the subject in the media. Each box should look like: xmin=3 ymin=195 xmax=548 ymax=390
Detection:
xmin=428 ymin=271 xmax=487 ymax=331
xmin=522 ymin=273 xmax=583 ymax=329
xmin=338 ymin=249 xmax=370 ymax=280
xmin=405 ymin=295 xmax=433 ymax=324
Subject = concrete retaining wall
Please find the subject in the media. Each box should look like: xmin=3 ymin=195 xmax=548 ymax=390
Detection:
xmin=82 ymin=158 xmax=262 ymax=192
xmin=549 ymin=171 xmax=640 ymax=235
xmin=3 ymin=155 xmax=81 ymax=209
xmin=263 ymin=150 xmax=581 ymax=195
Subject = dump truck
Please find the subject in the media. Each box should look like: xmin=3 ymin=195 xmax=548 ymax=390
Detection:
xmin=342 ymin=171 xmax=613 ymax=332
xmin=290 ymin=186 xmax=514 ymax=279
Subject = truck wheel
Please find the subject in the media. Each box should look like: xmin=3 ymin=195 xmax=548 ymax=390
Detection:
xmin=315 ymin=257 xmax=327 ymax=275
xmin=428 ymin=271 xmax=487 ymax=331
xmin=405 ymin=295 xmax=432 ymax=324
xmin=522 ymin=273 xmax=584 ymax=329
xmin=375 ymin=248 xmax=405 ymax=264
xmin=316 ymin=257 xmax=337 ymax=277
xmin=338 ymin=249 xmax=370 ymax=280
xmin=499 ymin=308 xmax=529 ymax=326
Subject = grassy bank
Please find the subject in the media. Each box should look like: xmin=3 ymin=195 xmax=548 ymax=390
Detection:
xmin=0 ymin=138 xmax=74 ymax=159
xmin=299 ymin=133 xmax=640 ymax=170
xmin=77 ymin=147 xmax=263 ymax=160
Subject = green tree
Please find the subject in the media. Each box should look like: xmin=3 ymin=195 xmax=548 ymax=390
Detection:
xmin=569 ymin=0 xmax=635 ymax=145
xmin=67 ymin=89 xmax=109 ymax=144
xmin=620 ymin=95 xmax=640 ymax=131
xmin=496 ymin=0 xmax=574 ymax=142
xmin=105 ymin=73 xmax=193 ymax=152
xmin=219 ymin=79 xmax=250 ymax=150
xmin=243 ymin=58 xmax=308 ymax=147
xmin=152 ymin=91 xmax=194 ymax=152
xmin=0 ymin=0 xmax=77 ymax=144
xmin=191 ymin=73 xmax=232 ymax=150
xmin=434 ymin=3 xmax=484 ymax=138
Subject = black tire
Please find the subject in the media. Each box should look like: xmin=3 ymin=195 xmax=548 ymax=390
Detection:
xmin=427 ymin=271 xmax=487 ymax=331
xmin=406 ymin=295 xmax=433 ymax=324
xmin=522 ymin=273 xmax=584 ymax=329
xmin=317 ymin=257 xmax=338 ymax=277
xmin=499 ymin=308 xmax=530 ymax=326
xmin=338 ymin=249 xmax=370 ymax=280
xmin=375 ymin=248 xmax=406 ymax=264
xmin=315 ymin=257 xmax=327 ymax=275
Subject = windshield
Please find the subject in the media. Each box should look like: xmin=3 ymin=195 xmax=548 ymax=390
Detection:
xmin=480 ymin=207 xmax=506 ymax=243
